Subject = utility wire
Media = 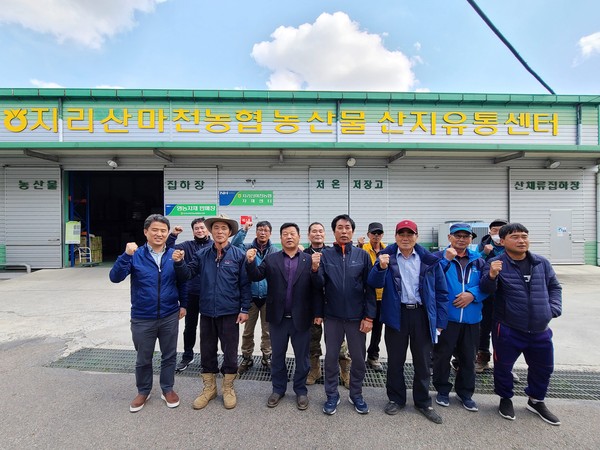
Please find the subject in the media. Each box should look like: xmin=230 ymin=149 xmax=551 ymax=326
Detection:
xmin=466 ymin=0 xmax=556 ymax=94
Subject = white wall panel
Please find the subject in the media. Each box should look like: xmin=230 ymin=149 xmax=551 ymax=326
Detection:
xmin=386 ymin=162 xmax=509 ymax=247
xmin=5 ymin=167 xmax=62 ymax=268
xmin=163 ymin=168 xmax=218 ymax=242
xmin=218 ymin=168 xmax=309 ymax=246
xmin=509 ymin=168 xmax=585 ymax=262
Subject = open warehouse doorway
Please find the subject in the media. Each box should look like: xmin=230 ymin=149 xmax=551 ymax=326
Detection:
xmin=68 ymin=171 xmax=164 ymax=263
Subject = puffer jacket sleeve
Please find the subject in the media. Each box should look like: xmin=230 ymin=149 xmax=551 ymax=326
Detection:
xmin=239 ymin=258 xmax=252 ymax=314
xmin=368 ymin=261 xmax=387 ymax=288
xmin=480 ymin=259 xmax=499 ymax=294
xmin=546 ymin=261 xmax=562 ymax=318
xmin=433 ymin=263 xmax=449 ymax=329
xmin=109 ymin=252 xmax=133 ymax=283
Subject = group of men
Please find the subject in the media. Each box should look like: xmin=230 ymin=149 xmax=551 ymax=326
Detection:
xmin=110 ymin=213 xmax=562 ymax=427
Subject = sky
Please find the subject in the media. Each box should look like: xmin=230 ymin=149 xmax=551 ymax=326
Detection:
xmin=0 ymin=0 xmax=599 ymax=95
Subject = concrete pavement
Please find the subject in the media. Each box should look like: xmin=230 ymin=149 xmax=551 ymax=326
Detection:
xmin=1 ymin=264 xmax=599 ymax=448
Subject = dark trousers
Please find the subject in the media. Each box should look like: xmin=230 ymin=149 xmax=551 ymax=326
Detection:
xmin=324 ymin=318 xmax=366 ymax=398
xmin=270 ymin=318 xmax=310 ymax=396
xmin=433 ymin=321 xmax=479 ymax=399
xmin=181 ymin=293 xmax=200 ymax=361
xmin=200 ymin=313 xmax=239 ymax=375
xmin=492 ymin=322 xmax=554 ymax=400
xmin=130 ymin=311 xmax=179 ymax=395
xmin=367 ymin=301 xmax=383 ymax=360
xmin=478 ymin=297 xmax=494 ymax=353
xmin=385 ymin=306 xmax=432 ymax=408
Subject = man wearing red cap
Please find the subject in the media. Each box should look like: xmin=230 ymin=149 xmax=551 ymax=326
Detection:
xmin=368 ymin=220 xmax=448 ymax=424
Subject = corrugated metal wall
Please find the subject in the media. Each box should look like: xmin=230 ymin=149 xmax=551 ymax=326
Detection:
xmin=386 ymin=162 xmax=509 ymax=247
xmin=5 ymin=167 xmax=62 ymax=268
xmin=509 ymin=168 xmax=585 ymax=262
xmin=163 ymin=168 xmax=218 ymax=242
xmin=0 ymin=167 xmax=5 ymax=264
xmin=218 ymin=168 xmax=310 ymax=245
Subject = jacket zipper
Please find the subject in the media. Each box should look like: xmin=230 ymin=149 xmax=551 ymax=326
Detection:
xmin=156 ymin=252 xmax=163 ymax=320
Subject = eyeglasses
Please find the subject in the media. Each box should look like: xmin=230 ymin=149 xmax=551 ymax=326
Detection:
xmin=370 ymin=231 xmax=383 ymax=235
xmin=452 ymin=234 xmax=472 ymax=240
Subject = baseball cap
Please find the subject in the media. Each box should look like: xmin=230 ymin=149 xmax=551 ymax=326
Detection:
xmin=449 ymin=222 xmax=477 ymax=238
xmin=367 ymin=222 xmax=384 ymax=233
xmin=395 ymin=220 xmax=418 ymax=234
xmin=489 ymin=219 xmax=508 ymax=228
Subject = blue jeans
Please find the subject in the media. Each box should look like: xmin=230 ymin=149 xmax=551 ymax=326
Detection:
xmin=130 ymin=311 xmax=179 ymax=395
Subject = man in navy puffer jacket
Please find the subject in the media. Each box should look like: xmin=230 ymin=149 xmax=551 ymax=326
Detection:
xmin=480 ymin=223 xmax=562 ymax=426
xmin=110 ymin=214 xmax=187 ymax=413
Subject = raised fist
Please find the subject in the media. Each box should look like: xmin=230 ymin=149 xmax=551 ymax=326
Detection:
xmin=172 ymin=225 xmax=184 ymax=236
xmin=125 ymin=242 xmax=138 ymax=255
xmin=445 ymin=247 xmax=458 ymax=261
xmin=172 ymin=249 xmax=185 ymax=262
xmin=489 ymin=260 xmax=503 ymax=278
xmin=311 ymin=252 xmax=321 ymax=271
xmin=378 ymin=253 xmax=390 ymax=269
xmin=246 ymin=248 xmax=257 ymax=263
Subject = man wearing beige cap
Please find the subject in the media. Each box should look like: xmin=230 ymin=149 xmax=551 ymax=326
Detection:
xmin=368 ymin=220 xmax=448 ymax=424
xmin=173 ymin=215 xmax=251 ymax=410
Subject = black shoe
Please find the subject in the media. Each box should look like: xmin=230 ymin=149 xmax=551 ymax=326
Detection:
xmin=267 ymin=392 xmax=284 ymax=408
xmin=526 ymin=400 xmax=560 ymax=426
xmin=499 ymin=397 xmax=515 ymax=420
xmin=296 ymin=395 xmax=309 ymax=410
xmin=384 ymin=401 xmax=405 ymax=416
xmin=415 ymin=406 xmax=443 ymax=424
xmin=238 ymin=357 xmax=253 ymax=375
xmin=261 ymin=354 xmax=272 ymax=370
xmin=175 ymin=358 xmax=193 ymax=373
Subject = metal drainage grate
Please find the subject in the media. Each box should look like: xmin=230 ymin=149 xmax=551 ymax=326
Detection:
xmin=48 ymin=348 xmax=600 ymax=401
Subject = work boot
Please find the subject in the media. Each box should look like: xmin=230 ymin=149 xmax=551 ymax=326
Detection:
xmin=238 ymin=356 xmax=253 ymax=375
xmin=306 ymin=356 xmax=322 ymax=385
xmin=475 ymin=351 xmax=491 ymax=373
xmin=193 ymin=373 xmax=217 ymax=410
xmin=339 ymin=359 xmax=351 ymax=389
xmin=222 ymin=373 xmax=237 ymax=409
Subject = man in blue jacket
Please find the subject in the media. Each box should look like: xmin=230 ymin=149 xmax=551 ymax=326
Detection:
xmin=368 ymin=219 xmax=448 ymax=424
xmin=166 ymin=218 xmax=212 ymax=372
xmin=480 ymin=223 xmax=562 ymax=425
xmin=312 ymin=214 xmax=376 ymax=415
xmin=109 ymin=214 xmax=187 ymax=413
xmin=432 ymin=223 xmax=487 ymax=412
xmin=173 ymin=214 xmax=251 ymax=410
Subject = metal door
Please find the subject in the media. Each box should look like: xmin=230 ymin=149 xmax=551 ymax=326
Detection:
xmin=5 ymin=167 xmax=62 ymax=268
xmin=549 ymin=209 xmax=573 ymax=263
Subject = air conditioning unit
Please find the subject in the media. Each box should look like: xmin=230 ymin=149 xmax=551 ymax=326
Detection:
xmin=437 ymin=221 xmax=489 ymax=251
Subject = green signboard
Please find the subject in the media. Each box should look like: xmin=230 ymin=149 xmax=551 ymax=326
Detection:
xmin=219 ymin=190 xmax=274 ymax=206
xmin=165 ymin=203 xmax=217 ymax=216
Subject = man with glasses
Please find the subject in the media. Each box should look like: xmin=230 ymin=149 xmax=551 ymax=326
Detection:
xmin=368 ymin=220 xmax=448 ymax=424
xmin=231 ymin=220 xmax=277 ymax=373
xmin=357 ymin=222 xmax=387 ymax=372
xmin=432 ymin=223 xmax=487 ymax=412
xmin=480 ymin=223 xmax=562 ymax=425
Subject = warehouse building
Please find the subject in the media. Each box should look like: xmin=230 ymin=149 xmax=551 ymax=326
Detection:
xmin=1 ymin=88 xmax=599 ymax=268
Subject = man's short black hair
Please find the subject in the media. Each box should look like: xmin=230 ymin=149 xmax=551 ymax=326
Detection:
xmin=308 ymin=222 xmax=324 ymax=233
xmin=190 ymin=217 xmax=205 ymax=229
xmin=331 ymin=214 xmax=355 ymax=232
xmin=144 ymin=214 xmax=170 ymax=230
xmin=280 ymin=222 xmax=300 ymax=235
xmin=256 ymin=220 xmax=272 ymax=232
xmin=499 ymin=223 xmax=529 ymax=239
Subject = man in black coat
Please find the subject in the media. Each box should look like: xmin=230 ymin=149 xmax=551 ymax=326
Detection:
xmin=246 ymin=222 xmax=323 ymax=410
